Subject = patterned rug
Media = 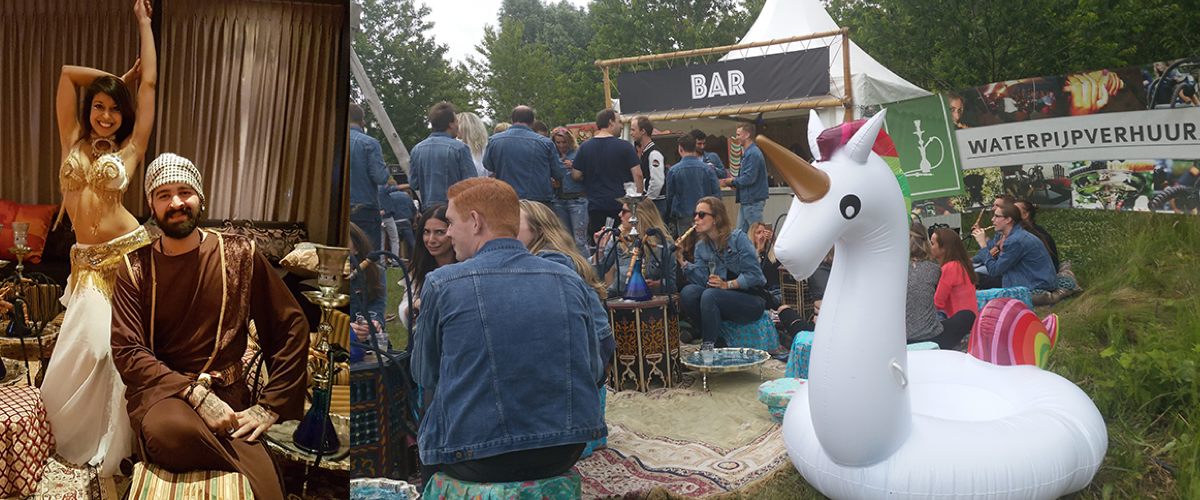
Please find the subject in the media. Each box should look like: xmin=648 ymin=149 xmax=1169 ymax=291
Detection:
xmin=577 ymin=348 xmax=789 ymax=498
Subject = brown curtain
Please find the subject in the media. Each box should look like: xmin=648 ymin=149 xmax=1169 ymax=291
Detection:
xmin=0 ymin=0 xmax=345 ymax=244
xmin=0 ymin=0 xmax=140 ymax=206
xmin=158 ymin=0 xmax=345 ymax=244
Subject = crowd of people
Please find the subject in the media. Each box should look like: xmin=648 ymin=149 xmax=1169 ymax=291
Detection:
xmin=346 ymin=98 xmax=1073 ymax=488
xmin=345 ymin=100 xmax=830 ymax=486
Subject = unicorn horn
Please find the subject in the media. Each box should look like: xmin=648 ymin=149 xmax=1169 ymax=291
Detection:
xmin=756 ymin=135 xmax=829 ymax=202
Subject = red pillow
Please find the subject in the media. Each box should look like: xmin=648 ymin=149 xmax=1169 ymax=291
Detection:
xmin=0 ymin=199 xmax=17 ymax=226
xmin=0 ymin=203 xmax=59 ymax=264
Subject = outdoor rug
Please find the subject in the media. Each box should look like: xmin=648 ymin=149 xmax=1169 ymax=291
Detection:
xmin=577 ymin=346 xmax=790 ymax=498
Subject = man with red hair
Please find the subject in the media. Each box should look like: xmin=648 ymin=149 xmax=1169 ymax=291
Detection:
xmin=411 ymin=177 xmax=614 ymax=483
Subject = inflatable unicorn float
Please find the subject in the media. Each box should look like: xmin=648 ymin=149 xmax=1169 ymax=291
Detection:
xmin=764 ymin=111 xmax=1108 ymax=499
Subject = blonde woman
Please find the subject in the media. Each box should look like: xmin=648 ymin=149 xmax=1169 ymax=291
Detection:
xmin=551 ymin=127 xmax=588 ymax=255
xmin=457 ymin=111 xmax=490 ymax=177
xmin=41 ymin=0 xmax=157 ymax=478
xmin=595 ymin=198 xmax=675 ymax=296
xmin=517 ymin=200 xmax=606 ymax=300
xmin=675 ymin=196 xmax=767 ymax=351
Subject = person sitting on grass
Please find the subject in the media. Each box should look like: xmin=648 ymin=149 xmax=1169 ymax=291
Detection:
xmin=907 ymin=223 xmax=975 ymax=349
xmin=398 ymin=204 xmax=457 ymax=331
xmin=1014 ymin=199 xmax=1060 ymax=271
xmin=595 ymin=198 xmax=675 ymax=296
xmin=971 ymin=203 xmax=1058 ymax=292
xmin=929 ymin=227 xmax=979 ymax=320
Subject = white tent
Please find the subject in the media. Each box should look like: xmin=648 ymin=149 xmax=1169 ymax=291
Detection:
xmin=623 ymin=0 xmax=929 ymax=134
xmin=722 ymin=0 xmax=929 ymax=123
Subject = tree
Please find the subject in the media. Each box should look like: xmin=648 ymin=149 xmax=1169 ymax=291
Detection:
xmin=352 ymin=0 xmax=480 ymax=163
xmin=824 ymin=0 xmax=1200 ymax=92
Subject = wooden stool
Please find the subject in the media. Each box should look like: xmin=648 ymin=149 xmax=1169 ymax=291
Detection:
xmin=423 ymin=468 xmax=582 ymax=499
xmin=128 ymin=462 xmax=254 ymax=499
xmin=0 ymin=386 xmax=54 ymax=497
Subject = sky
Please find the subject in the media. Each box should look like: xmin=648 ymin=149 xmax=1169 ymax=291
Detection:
xmin=418 ymin=0 xmax=592 ymax=66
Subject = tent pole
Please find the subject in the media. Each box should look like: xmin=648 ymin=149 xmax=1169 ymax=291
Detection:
xmin=594 ymin=28 xmax=848 ymax=68
xmin=603 ymin=67 xmax=613 ymax=110
xmin=842 ymin=30 xmax=854 ymax=123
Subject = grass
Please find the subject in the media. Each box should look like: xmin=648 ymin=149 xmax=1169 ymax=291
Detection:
xmin=727 ymin=209 xmax=1200 ymax=499
xmin=383 ymin=266 xmax=410 ymax=351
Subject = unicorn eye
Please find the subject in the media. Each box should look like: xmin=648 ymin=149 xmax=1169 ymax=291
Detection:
xmin=840 ymin=195 xmax=861 ymax=220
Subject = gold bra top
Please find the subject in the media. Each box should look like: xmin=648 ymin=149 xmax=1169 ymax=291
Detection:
xmin=60 ymin=143 xmax=130 ymax=194
xmin=56 ymin=143 xmax=132 ymax=232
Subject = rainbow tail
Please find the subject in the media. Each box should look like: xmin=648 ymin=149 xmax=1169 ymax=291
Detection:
xmin=970 ymin=299 xmax=1060 ymax=368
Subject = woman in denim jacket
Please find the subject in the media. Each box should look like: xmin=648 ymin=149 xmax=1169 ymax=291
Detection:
xmin=595 ymin=198 xmax=676 ymax=296
xmin=675 ymin=196 xmax=768 ymax=350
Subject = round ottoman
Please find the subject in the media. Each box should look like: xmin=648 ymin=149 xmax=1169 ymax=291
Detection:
xmin=0 ymin=386 xmax=54 ymax=497
xmin=757 ymin=378 xmax=806 ymax=423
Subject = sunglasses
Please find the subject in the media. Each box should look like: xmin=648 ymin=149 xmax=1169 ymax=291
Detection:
xmin=620 ymin=208 xmax=631 ymax=215
xmin=693 ymin=211 xmax=714 ymax=219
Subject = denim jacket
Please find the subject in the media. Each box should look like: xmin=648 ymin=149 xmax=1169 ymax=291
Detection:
xmin=411 ymin=238 xmax=613 ymax=464
xmin=557 ymin=149 xmax=585 ymax=197
xmin=665 ymin=156 xmax=721 ymax=220
xmin=410 ymin=132 xmax=477 ymax=206
xmin=732 ymin=143 xmax=769 ymax=203
xmin=684 ymin=229 xmax=766 ymax=290
xmin=702 ymin=151 xmax=727 ymax=179
xmin=972 ymin=225 xmax=1058 ymax=291
xmin=483 ymin=125 xmax=564 ymax=202
xmin=350 ymin=126 xmax=390 ymax=207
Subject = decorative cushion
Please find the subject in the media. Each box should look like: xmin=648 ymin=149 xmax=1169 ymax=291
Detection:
xmin=975 ymin=286 xmax=1033 ymax=311
xmin=757 ymin=378 xmax=805 ymax=423
xmin=128 ymin=462 xmax=254 ymax=499
xmin=720 ymin=312 xmax=778 ymax=351
xmin=0 ymin=203 xmax=58 ymax=264
xmin=785 ymin=331 xmax=816 ymax=379
xmin=0 ymin=386 xmax=54 ymax=498
xmin=280 ymin=242 xmax=319 ymax=278
xmin=199 ymin=219 xmax=308 ymax=266
xmin=423 ymin=469 xmax=581 ymax=500
xmin=580 ymin=389 xmax=608 ymax=459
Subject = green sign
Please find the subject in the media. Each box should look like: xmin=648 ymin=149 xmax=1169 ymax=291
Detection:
xmin=882 ymin=94 xmax=964 ymax=201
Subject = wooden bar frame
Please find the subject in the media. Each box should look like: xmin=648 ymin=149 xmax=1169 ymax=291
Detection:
xmin=595 ymin=28 xmax=854 ymax=122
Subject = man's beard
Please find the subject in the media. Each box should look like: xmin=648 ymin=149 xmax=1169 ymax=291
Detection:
xmin=155 ymin=205 xmax=202 ymax=239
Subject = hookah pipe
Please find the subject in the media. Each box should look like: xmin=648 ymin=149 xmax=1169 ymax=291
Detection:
xmin=349 ymin=250 xmax=420 ymax=434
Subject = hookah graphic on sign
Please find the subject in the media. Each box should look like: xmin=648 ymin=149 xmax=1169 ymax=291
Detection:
xmin=904 ymin=119 xmax=945 ymax=177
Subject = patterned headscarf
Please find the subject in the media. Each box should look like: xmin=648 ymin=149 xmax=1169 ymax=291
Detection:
xmin=144 ymin=153 xmax=206 ymax=206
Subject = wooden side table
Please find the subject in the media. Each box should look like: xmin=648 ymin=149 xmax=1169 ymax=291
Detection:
xmin=606 ymin=296 xmax=680 ymax=392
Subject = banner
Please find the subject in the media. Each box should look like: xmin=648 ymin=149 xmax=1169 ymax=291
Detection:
xmin=956 ymin=108 xmax=1200 ymax=169
xmin=617 ymin=47 xmax=830 ymax=114
xmin=882 ymin=94 xmax=965 ymax=200
xmin=949 ymin=61 xmax=1200 ymax=169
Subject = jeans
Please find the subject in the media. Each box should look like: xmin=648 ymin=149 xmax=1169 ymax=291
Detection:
xmin=381 ymin=216 xmax=400 ymax=261
xmin=680 ymin=284 xmax=766 ymax=344
xmin=738 ymin=200 xmax=766 ymax=234
xmin=397 ymin=221 xmax=416 ymax=259
xmin=350 ymin=207 xmax=383 ymax=254
xmin=552 ymin=197 xmax=590 ymax=256
xmin=653 ymin=198 xmax=668 ymax=220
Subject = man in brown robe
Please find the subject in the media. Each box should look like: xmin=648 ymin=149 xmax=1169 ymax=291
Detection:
xmin=111 ymin=153 xmax=310 ymax=500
